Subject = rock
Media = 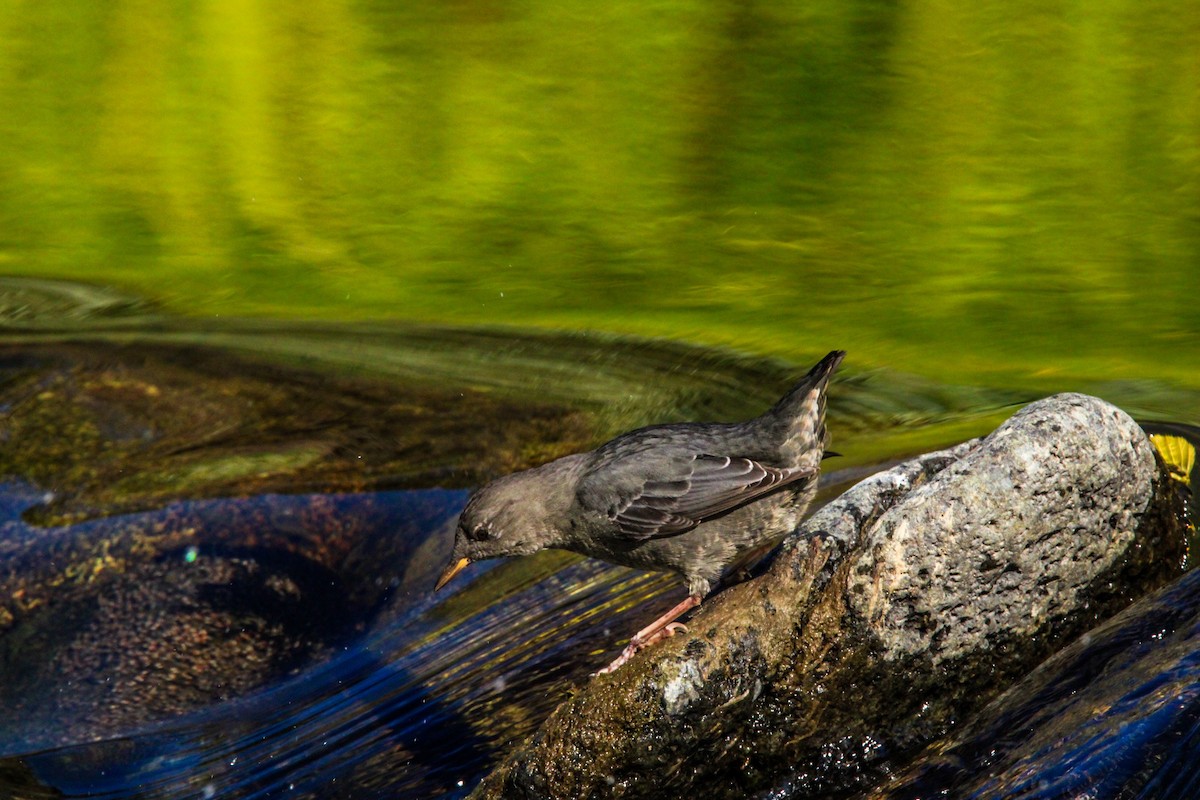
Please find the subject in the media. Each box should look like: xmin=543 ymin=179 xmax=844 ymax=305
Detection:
xmin=470 ymin=394 xmax=1189 ymax=799
xmin=848 ymin=392 xmax=1155 ymax=665
xmin=0 ymin=340 xmax=594 ymax=527
xmin=860 ymin=564 xmax=1200 ymax=799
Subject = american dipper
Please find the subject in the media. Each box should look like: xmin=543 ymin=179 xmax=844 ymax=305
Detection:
xmin=436 ymin=350 xmax=845 ymax=673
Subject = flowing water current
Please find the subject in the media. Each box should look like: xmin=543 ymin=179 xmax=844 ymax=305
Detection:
xmin=0 ymin=281 xmax=1198 ymax=799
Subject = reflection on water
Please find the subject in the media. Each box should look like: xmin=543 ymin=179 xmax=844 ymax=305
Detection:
xmin=0 ymin=4 xmax=1197 ymax=390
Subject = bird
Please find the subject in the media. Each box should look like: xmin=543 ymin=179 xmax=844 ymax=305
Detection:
xmin=435 ymin=350 xmax=845 ymax=674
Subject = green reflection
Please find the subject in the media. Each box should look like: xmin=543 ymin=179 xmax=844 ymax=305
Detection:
xmin=0 ymin=0 xmax=1197 ymax=392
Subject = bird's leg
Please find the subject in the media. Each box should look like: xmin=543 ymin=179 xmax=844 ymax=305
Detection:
xmin=596 ymin=594 xmax=702 ymax=675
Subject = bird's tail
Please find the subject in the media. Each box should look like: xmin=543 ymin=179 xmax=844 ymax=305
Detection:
xmin=766 ymin=349 xmax=845 ymax=454
xmin=770 ymin=350 xmax=845 ymax=418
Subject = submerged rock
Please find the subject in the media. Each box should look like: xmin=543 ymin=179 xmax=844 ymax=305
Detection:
xmin=471 ymin=394 xmax=1189 ymax=799
xmin=0 ymin=340 xmax=595 ymax=528
xmin=0 ymin=489 xmax=464 ymax=749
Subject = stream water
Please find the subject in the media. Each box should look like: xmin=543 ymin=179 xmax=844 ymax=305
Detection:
xmin=3 ymin=2 xmax=1199 ymax=796
xmin=0 ymin=281 xmax=1197 ymax=798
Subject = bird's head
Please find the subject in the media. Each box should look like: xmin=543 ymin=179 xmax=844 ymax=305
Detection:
xmin=434 ymin=472 xmax=554 ymax=592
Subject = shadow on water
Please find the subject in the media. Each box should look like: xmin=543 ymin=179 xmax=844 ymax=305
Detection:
xmin=3 ymin=281 xmax=1200 ymax=798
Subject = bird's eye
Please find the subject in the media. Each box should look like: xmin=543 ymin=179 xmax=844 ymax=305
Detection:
xmin=474 ymin=525 xmax=492 ymax=540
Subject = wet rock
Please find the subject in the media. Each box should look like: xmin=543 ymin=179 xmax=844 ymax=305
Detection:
xmin=470 ymin=394 xmax=1189 ymax=799
xmin=0 ymin=341 xmax=595 ymax=527
xmin=847 ymin=393 xmax=1156 ymax=665
xmin=860 ymin=564 xmax=1200 ymax=800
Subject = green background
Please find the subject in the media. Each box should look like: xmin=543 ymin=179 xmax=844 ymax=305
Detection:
xmin=2 ymin=0 xmax=1198 ymax=394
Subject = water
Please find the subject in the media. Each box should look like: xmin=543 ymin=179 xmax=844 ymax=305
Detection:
xmin=0 ymin=494 xmax=663 ymax=799
xmin=2 ymin=309 xmax=953 ymax=799
xmin=1 ymin=309 xmax=1197 ymax=798
xmin=866 ymin=563 xmax=1200 ymax=800
xmin=1 ymin=2 xmax=1198 ymax=391
xmin=0 ymin=453 xmax=674 ymax=797
xmin=2 ymin=1 xmax=1199 ymax=796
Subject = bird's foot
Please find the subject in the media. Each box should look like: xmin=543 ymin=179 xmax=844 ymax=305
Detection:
xmin=660 ymin=622 xmax=688 ymax=639
xmin=594 ymin=594 xmax=702 ymax=675
xmin=595 ymin=644 xmax=637 ymax=675
xmin=595 ymin=622 xmax=689 ymax=675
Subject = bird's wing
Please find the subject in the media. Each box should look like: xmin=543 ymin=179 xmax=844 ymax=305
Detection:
xmin=580 ymin=452 xmax=816 ymax=541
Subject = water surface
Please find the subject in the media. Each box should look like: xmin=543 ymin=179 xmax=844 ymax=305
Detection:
xmin=0 ymin=2 xmax=1197 ymax=391
xmin=2 ymin=1 xmax=1199 ymax=795
xmin=1 ymin=292 xmax=1199 ymax=798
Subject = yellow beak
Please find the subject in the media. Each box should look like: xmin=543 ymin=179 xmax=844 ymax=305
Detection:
xmin=434 ymin=557 xmax=471 ymax=592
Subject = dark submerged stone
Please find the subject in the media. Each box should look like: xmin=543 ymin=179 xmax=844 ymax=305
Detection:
xmin=0 ymin=338 xmax=594 ymax=745
xmin=0 ymin=340 xmax=594 ymax=528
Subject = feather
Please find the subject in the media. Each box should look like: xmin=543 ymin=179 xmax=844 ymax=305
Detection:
xmin=593 ymin=452 xmax=814 ymax=541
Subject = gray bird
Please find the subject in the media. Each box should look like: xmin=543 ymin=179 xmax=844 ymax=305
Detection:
xmin=435 ymin=350 xmax=845 ymax=673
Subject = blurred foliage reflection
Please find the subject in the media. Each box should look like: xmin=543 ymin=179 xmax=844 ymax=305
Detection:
xmin=1 ymin=0 xmax=1197 ymax=391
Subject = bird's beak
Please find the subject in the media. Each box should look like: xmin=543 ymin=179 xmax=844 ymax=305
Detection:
xmin=435 ymin=556 xmax=471 ymax=592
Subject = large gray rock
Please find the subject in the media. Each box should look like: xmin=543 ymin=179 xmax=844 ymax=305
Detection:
xmin=850 ymin=393 xmax=1155 ymax=664
xmin=471 ymin=394 xmax=1188 ymax=799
